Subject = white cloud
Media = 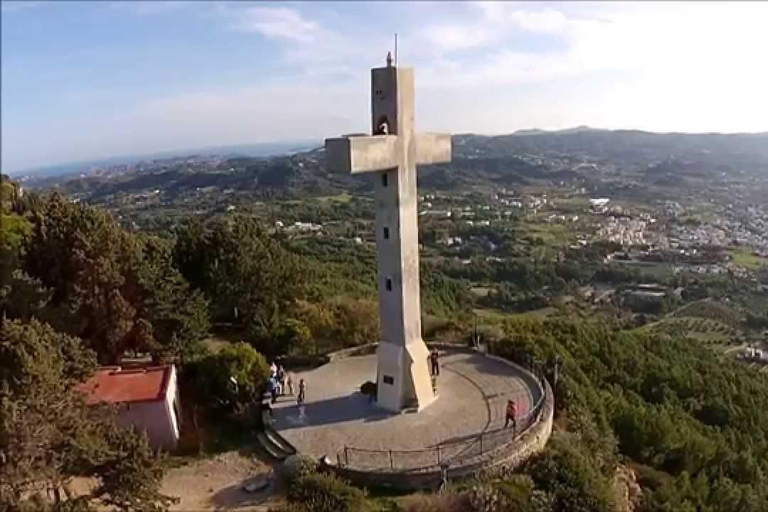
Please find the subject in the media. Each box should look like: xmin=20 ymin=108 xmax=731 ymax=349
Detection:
xmin=411 ymin=2 xmax=768 ymax=135
xmin=423 ymin=3 xmax=570 ymax=54
xmin=422 ymin=24 xmax=496 ymax=52
xmin=218 ymin=4 xmax=393 ymax=79
xmin=419 ymin=3 xmax=768 ymax=93
xmin=1 ymin=1 xmax=44 ymax=13
xmin=106 ymin=1 xmax=190 ymax=16
xmin=479 ymin=3 xmax=569 ymax=34
xmin=232 ymin=6 xmax=320 ymax=42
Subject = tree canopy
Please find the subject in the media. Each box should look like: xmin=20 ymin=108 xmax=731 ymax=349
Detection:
xmin=174 ymin=216 xmax=308 ymax=341
xmin=492 ymin=318 xmax=768 ymax=512
xmin=12 ymin=194 xmax=208 ymax=364
xmin=0 ymin=319 xmax=172 ymax=511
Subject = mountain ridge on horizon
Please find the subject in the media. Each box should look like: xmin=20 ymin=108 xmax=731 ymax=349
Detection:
xmin=8 ymin=140 xmax=321 ymax=179
xmin=508 ymin=125 xmax=768 ymax=137
xmin=10 ymin=127 xmax=768 ymax=180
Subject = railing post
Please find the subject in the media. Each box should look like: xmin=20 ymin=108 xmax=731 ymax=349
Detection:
xmin=344 ymin=446 xmax=349 ymax=466
xmin=437 ymin=445 xmax=441 ymax=465
xmin=480 ymin=434 xmax=484 ymax=454
xmin=389 ymin=449 xmax=394 ymax=469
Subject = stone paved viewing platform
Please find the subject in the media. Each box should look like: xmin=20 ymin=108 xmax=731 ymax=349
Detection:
xmin=271 ymin=347 xmax=548 ymax=476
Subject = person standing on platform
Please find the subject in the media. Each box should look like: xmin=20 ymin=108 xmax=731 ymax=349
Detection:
xmin=429 ymin=348 xmax=440 ymax=377
xmin=268 ymin=376 xmax=278 ymax=404
xmin=505 ymin=399 xmax=517 ymax=434
xmin=297 ymin=378 xmax=306 ymax=405
xmin=277 ymin=365 xmax=286 ymax=395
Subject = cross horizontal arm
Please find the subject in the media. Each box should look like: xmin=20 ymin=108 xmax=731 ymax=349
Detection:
xmin=325 ymin=135 xmax=398 ymax=174
xmin=416 ymin=133 xmax=452 ymax=165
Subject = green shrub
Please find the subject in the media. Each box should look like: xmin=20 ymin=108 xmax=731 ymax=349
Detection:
xmin=288 ymin=471 xmax=370 ymax=512
xmin=493 ymin=475 xmax=551 ymax=512
xmin=467 ymin=483 xmax=506 ymax=512
xmin=402 ymin=493 xmax=470 ymax=512
xmin=524 ymin=435 xmax=616 ymax=512
xmin=281 ymin=454 xmax=319 ymax=482
xmin=274 ymin=318 xmax=314 ymax=356
xmin=182 ymin=341 xmax=270 ymax=416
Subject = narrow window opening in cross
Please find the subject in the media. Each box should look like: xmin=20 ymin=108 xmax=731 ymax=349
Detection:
xmin=381 ymin=173 xmax=388 ymax=187
xmin=386 ymin=278 xmax=393 ymax=291
xmin=384 ymin=227 xmax=390 ymax=239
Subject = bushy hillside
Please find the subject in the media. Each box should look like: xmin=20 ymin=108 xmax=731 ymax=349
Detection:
xmin=670 ymin=299 xmax=744 ymax=328
xmin=494 ymin=318 xmax=768 ymax=512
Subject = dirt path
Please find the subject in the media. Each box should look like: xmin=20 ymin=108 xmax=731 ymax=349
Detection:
xmin=163 ymin=452 xmax=282 ymax=511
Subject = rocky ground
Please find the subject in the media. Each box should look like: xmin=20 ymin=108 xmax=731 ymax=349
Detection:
xmin=162 ymin=451 xmax=281 ymax=511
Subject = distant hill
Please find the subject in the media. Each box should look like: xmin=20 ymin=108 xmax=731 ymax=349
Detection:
xmin=23 ymin=129 xmax=768 ymax=206
xmin=11 ymin=140 xmax=319 ymax=179
xmin=512 ymin=125 xmax=597 ymax=136
xmin=455 ymin=129 xmax=768 ymax=162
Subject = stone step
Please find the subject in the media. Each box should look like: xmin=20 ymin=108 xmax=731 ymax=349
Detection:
xmin=265 ymin=428 xmax=297 ymax=456
xmin=256 ymin=431 xmax=291 ymax=461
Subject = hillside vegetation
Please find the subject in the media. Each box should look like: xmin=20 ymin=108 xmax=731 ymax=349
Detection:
xmin=4 ymin=126 xmax=768 ymax=512
xmin=669 ymin=299 xmax=744 ymax=328
xmin=476 ymin=318 xmax=768 ymax=512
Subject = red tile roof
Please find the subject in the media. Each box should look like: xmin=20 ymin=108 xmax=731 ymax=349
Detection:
xmin=77 ymin=365 xmax=174 ymax=405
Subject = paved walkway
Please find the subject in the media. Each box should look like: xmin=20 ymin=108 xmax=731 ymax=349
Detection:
xmin=271 ymin=349 xmax=543 ymax=470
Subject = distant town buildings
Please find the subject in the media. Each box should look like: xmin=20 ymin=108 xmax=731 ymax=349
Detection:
xmin=589 ymin=198 xmax=610 ymax=213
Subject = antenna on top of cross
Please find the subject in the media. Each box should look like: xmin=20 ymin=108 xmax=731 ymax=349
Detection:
xmin=386 ymin=34 xmax=398 ymax=68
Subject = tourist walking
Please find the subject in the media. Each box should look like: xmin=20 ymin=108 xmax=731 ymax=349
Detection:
xmin=297 ymin=378 xmax=306 ymax=405
xmin=286 ymin=373 xmax=294 ymax=395
xmin=269 ymin=376 xmax=279 ymax=404
xmin=429 ymin=348 xmax=440 ymax=376
xmin=277 ymin=365 xmax=286 ymax=394
xmin=505 ymin=399 xmax=517 ymax=433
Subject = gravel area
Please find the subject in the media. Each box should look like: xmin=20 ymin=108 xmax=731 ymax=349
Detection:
xmin=163 ymin=452 xmax=280 ymax=511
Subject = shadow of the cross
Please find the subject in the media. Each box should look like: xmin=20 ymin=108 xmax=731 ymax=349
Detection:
xmin=456 ymin=354 xmax=544 ymax=403
xmin=272 ymin=391 xmax=393 ymax=431
xmin=428 ymin=425 xmax=509 ymax=447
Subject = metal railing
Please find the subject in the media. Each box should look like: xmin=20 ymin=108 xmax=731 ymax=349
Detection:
xmin=335 ymin=354 xmax=549 ymax=472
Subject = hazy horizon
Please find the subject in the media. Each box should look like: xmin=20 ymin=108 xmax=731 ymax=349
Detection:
xmin=3 ymin=1 xmax=768 ymax=174
xmin=11 ymin=124 xmax=768 ymax=179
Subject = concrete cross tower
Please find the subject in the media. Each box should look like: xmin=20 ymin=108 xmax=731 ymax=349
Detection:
xmin=325 ymin=57 xmax=452 ymax=412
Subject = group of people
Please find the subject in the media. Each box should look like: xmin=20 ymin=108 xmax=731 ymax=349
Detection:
xmin=267 ymin=361 xmax=305 ymax=406
xmin=262 ymin=349 xmax=518 ymax=434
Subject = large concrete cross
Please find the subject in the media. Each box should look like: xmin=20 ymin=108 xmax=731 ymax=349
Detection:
xmin=325 ymin=58 xmax=452 ymax=412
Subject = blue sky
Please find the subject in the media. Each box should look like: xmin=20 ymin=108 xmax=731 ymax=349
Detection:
xmin=3 ymin=1 xmax=767 ymax=173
